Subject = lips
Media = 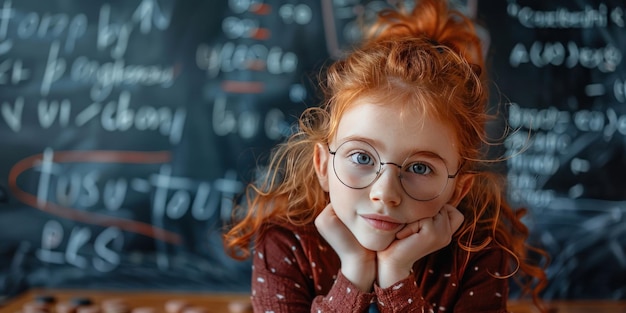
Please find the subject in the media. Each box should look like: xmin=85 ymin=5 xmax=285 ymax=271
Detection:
xmin=361 ymin=214 xmax=403 ymax=231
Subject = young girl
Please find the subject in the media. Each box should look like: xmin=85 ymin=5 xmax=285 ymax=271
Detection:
xmin=225 ymin=0 xmax=548 ymax=312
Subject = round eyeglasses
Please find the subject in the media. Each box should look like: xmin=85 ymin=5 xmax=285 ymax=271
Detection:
xmin=328 ymin=140 xmax=463 ymax=201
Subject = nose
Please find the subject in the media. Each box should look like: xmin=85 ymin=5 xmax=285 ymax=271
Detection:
xmin=369 ymin=163 xmax=403 ymax=206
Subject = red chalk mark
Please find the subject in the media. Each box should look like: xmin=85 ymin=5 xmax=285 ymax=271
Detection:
xmin=251 ymin=27 xmax=270 ymax=40
xmin=8 ymin=150 xmax=182 ymax=244
xmin=250 ymin=3 xmax=271 ymax=15
xmin=221 ymin=80 xmax=265 ymax=94
xmin=246 ymin=60 xmax=266 ymax=71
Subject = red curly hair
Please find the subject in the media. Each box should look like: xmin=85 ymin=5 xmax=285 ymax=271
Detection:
xmin=225 ymin=0 xmax=548 ymax=310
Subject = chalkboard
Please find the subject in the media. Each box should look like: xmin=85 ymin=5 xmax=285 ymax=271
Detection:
xmin=0 ymin=0 xmax=403 ymax=299
xmin=478 ymin=0 xmax=626 ymax=300
xmin=0 ymin=0 xmax=624 ymax=302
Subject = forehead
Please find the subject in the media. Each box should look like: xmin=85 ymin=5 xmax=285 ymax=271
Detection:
xmin=334 ymin=99 xmax=459 ymax=163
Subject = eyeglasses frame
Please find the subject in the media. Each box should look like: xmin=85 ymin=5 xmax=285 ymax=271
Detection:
xmin=327 ymin=141 xmax=465 ymax=201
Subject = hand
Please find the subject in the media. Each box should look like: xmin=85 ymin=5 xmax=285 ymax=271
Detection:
xmin=376 ymin=204 xmax=464 ymax=288
xmin=315 ymin=203 xmax=376 ymax=292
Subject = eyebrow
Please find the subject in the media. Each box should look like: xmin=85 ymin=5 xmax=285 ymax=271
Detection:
xmin=404 ymin=151 xmax=454 ymax=170
xmin=335 ymin=135 xmax=452 ymax=166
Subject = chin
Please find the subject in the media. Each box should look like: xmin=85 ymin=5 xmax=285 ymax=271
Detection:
xmin=359 ymin=236 xmax=395 ymax=252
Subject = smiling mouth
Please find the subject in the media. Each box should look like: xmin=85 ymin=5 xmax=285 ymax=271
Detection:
xmin=362 ymin=216 xmax=403 ymax=231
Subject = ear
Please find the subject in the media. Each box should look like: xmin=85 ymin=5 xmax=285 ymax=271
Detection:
xmin=313 ymin=143 xmax=330 ymax=192
xmin=448 ymin=174 xmax=474 ymax=207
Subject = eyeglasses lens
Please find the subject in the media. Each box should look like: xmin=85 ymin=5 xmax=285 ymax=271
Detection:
xmin=331 ymin=140 xmax=450 ymax=201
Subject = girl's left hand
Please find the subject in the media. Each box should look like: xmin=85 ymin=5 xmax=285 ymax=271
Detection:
xmin=376 ymin=204 xmax=464 ymax=288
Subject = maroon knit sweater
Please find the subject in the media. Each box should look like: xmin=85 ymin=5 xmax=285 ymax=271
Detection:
xmin=250 ymin=223 xmax=511 ymax=313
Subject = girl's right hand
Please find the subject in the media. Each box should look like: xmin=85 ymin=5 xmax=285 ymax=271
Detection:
xmin=315 ymin=203 xmax=376 ymax=292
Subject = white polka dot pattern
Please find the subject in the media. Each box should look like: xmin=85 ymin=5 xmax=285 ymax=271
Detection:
xmin=249 ymin=224 xmax=511 ymax=312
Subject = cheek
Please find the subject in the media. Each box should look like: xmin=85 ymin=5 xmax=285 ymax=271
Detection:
xmin=327 ymin=178 xmax=363 ymax=219
xmin=327 ymin=177 xmax=346 ymax=205
xmin=407 ymin=198 xmax=448 ymax=220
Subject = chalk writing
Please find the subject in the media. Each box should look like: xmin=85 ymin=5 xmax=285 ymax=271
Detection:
xmin=509 ymin=41 xmax=622 ymax=72
xmin=278 ymin=3 xmax=313 ymax=25
xmin=9 ymin=147 xmax=251 ymax=273
xmin=508 ymin=105 xmax=626 ymax=145
xmin=501 ymin=0 xmax=626 ymax=215
xmin=0 ymin=0 xmax=189 ymax=149
xmin=507 ymin=103 xmax=570 ymax=133
xmin=98 ymin=0 xmax=170 ymax=58
xmin=1 ymin=96 xmax=23 ymax=132
xmin=189 ymin=0 xmax=318 ymax=143
xmin=11 ymin=148 xmax=244 ymax=226
xmin=196 ymin=42 xmax=298 ymax=78
xmin=37 ymin=220 xmax=124 ymax=272
xmin=0 ymin=0 xmax=88 ymax=55
xmin=40 ymin=41 xmax=178 ymax=100
xmin=0 ymin=58 xmax=30 ymax=85
xmin=507 ymin=1 xmax=609 ymax=29
xmin=1 ymin=92 xmax=186 ymax=144
xmin=321 ymin=0 xmax=391 ymax=58
xmin=151 ymin=166 xmax=245 ymax=269
xmin=615 ymin=78 xmax=626 ymax=102
xmin=211 ymin=94 xmax=288 ymax=139
xmin=70 ymin=56 xmax=176 ymax=101
xmin=151 ymin=165 xmax=244 ymax=224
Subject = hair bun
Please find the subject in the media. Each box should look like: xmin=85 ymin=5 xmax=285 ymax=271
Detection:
xmin=367 ymin=0 xmax=483 ymax=68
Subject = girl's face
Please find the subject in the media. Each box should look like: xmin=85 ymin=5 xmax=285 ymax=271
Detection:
xmin=315 ymin=99 xmax=466 ymax=251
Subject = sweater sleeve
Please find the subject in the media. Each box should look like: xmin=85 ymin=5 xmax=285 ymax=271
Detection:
xmin=311 ymin=271 xmax=375 ymax=312
xmin=374 ymin=275 xmax=432 ymax=313
xmin=251 ymin=225 xmax=374 ymax=313
xmin=373 ymin=245 xmax=510 ymax=313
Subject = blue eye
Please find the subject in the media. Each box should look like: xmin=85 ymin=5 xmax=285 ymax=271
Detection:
xmin=350 ymin=152 xmax=374 ymax=165
xmin=409 ymin=162 xmax=432 ymax=175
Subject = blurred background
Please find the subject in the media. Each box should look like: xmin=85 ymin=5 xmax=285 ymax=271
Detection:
xmin=0 ymin=0 xmax=624 ymax=302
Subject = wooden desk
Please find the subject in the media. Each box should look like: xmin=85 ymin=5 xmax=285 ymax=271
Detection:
xmin=1 ymin=289 xmax=625 ymax=313
xmin=0 ymin=289 xmax=251 ymax=313
xmin=508 ymin=299 xmax=626 ymax=313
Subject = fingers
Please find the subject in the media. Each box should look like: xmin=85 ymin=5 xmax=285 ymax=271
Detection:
xmin=396 ymin=219 xmax=420 ymax=239
xmin=395 ymin=205 xmax=464 ymax=240
xmin=443 ymin=204 xmax=465 ymax=233
xmin=430 ymin=205 xmax=464 ymax=236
